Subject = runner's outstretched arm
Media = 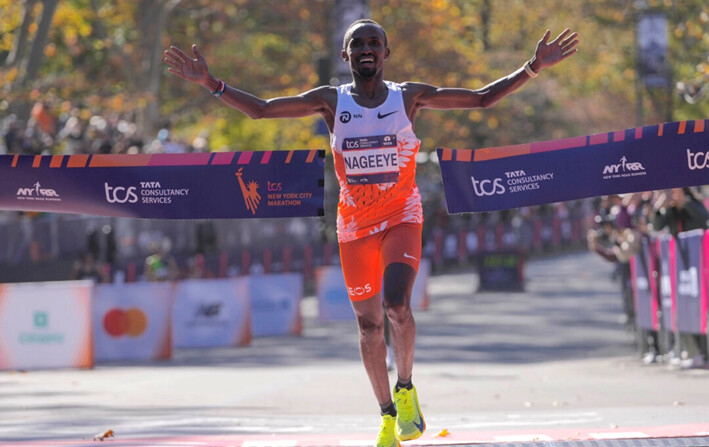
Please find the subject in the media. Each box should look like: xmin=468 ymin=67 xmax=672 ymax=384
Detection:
xmin=164 ymin=44 xmax=333 ymax=120
xmin=406 ymin=29 xmax=579 ymax=113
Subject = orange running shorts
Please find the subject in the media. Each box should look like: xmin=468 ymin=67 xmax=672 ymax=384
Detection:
xmin=338 ymin=222 xmax=422 ymax=302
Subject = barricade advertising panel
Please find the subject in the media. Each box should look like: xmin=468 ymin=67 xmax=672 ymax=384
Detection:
xmin=172 ymin=278 xmax=251 ymax=348
xmin=705 ymin=230 xmax=709 ymax=333
xmin=674 ymin=229 xmax=706 ymax=334
xmin=631 ymin=237 xmax=659 ymax=331
xmin=315 ymin=266 xmax=354 ymax=322
xmin=316 ymin=259 xmax=431 ymax=323
xmin=249 ymin=273 xmax=303 ymax=337
xmin=93 ymin=282 xmax=173 ymax=362
xmin=0 ymin=281 xmax=93 ymax=370
xmin=0 ymin=150 xmax=325 ymax=219
xmin=438 ymin=120 xmax=709 ymax=213
xmin=411 ymin=258 xmax=431 ymax=311
xmin=657 ymin=235 xmax=676 ymax=332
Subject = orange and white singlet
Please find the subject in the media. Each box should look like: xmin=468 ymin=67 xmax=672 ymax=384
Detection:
xmin=331 ymin=81 xmax=423 ymax=243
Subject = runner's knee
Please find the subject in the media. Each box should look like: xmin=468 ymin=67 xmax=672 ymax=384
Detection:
xmin=383 ymin=262 xmax=416 ymax=310
xmin=356 ymin=313 xmax=385 ymax=339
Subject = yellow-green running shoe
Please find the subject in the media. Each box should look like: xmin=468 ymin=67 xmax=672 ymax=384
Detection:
xmin=375 ymin=414 xmax=400 ymax=447
xmin=393 ymin=385 xmax=426 ymax=441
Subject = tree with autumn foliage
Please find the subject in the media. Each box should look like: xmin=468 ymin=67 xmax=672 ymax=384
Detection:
xmin=1 ymin=0 xmax=708 ymax=155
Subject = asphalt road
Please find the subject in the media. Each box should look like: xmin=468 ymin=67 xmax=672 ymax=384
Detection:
xmin=2 ymin=251 xmax=708 ymax=446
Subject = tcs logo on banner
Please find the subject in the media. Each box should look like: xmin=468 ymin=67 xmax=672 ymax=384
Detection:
xmin=103 ymin=308 xmax=147 ymax=337
xmin=104 ymin=183 xmax=138 ymax=204
xmin=470 ymin=176 xmax=505 ymax=197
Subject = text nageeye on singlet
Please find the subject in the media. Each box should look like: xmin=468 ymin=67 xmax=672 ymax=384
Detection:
xmin=342 ymin=135 xmax=399 ymax=185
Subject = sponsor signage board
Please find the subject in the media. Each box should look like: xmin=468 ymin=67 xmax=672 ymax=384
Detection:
xmin=631 ymin=237 xmax=659 ymax=331
xmin=249 ymin=273 xmax=303 ymax=337
xmin=0 ymin=281 xmax=93 ymax=370
xmin=674 ymin=229 xmax=706 ymax=334
xmin=93 ymin=282 xmax=173 ymax=362
xmin=657 ymin=235 xmax=677 ymax=332
xmin=172 ymin=278 xmax=251 ymax=348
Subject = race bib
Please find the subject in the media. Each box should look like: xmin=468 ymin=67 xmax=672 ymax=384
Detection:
xmin=342 ymin=135 xmax=399 ymax=185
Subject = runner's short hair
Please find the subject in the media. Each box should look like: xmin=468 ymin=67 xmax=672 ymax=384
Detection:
xmin=343 ymin=19 xmax=388 ymax=49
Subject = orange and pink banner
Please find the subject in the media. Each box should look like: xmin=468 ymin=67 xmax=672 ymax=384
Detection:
xmin=0 ymin=150 xmax=325 ymax=219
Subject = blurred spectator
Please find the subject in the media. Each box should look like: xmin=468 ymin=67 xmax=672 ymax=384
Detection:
xmin=71 ymin=252 xmax=109 ymax=283
xmin=651 ymin=187 xmax=709 ymax=236
xmin=587 ymin=209 xmax=640 ymax=330
xmin=144 ymin=238 xmax=179 ymax=282
xmin=30 ymin=101 xmax=57 ymax=136
xmin=186 ymin=253 xmax=215 ymax=279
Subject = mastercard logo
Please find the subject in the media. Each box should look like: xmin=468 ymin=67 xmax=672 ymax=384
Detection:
xmin=103 ymin=308 xmax=147 ymax=337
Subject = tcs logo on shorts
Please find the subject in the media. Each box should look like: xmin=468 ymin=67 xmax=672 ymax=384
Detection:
xmin=103 ymin=308 xmax=147 ymax=337
xmin=348 ymin=283 xmax=372 ymax=297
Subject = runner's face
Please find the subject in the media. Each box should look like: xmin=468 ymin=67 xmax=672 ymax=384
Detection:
xmin=343 ymin=24 xmax=389 ymax=79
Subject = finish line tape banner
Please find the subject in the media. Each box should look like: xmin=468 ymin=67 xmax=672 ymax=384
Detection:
xmin=438 ymin=120 xmax=709 ymax=214
xmin=0 ymin=150 xmax=325 ymax=219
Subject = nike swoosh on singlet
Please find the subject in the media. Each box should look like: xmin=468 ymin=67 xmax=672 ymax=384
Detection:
xmin=377 ymin=110 xmax=398 ymax=119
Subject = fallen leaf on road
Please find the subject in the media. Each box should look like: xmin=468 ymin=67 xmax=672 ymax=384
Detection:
xmin=436 ymin=428 xmax=450 ymax=437
xmin=93 ymin=429 xmax=114 ymax=441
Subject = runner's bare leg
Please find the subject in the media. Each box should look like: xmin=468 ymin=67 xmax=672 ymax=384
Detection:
xmin=351 ymin=293 xmax=392 ymax=405
xmin=383 ymin=263 xmax=417 ymax=382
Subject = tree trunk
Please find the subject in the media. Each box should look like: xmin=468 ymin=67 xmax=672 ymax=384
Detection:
xmin=4 ymin=0 xmax=38 ymax=68
xmin=481 ymin=0 xmax=491 ymax=51
xmin=20 ymin=0 xmax=59 ymax=87
xmin=136 ymin=0 xmax=182 ymax=136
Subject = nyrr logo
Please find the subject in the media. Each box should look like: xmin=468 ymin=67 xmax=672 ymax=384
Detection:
xmin=235 ymin=168 xmax=261 ymax=215
xmin=687 ymin=148 xmax=709 ymax=170
xmin=104 ymin=183 xmax=138 ymax=203
xmin=470 ymin=176 xmax=505 ymax=197
xmin=602 ymin=156 xmax=646 ymax=175
xmin=16 ymin=182 xmax=61 ymax=200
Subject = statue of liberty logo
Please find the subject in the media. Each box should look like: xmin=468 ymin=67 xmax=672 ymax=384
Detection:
xmin=235 ymin=168 xmax=260 ymax=215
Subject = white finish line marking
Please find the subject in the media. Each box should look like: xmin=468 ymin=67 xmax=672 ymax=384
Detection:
xmin=241 ymin=441 xmax=298 ymax=447
xmin=591 ymin=431 xmax=650 ymax=439
xmin=495 ymin=434 xmax=555 ymax=442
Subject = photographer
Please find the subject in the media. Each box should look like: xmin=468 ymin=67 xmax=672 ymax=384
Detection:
xmin=587 ymin=206 xmax=641 ymax=331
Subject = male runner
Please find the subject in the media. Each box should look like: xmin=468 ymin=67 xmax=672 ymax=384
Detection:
xmin=165 ymin=19 xmax=578 ymax=447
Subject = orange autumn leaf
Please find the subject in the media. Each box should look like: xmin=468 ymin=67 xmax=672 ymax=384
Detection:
xmin=93 ymin=429 xmax=114 ymax=441
xmin=437 ymin=428 xmax=450 ymax=437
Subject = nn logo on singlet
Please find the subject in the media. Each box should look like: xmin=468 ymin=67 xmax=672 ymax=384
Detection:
xmin=339 ymin=111 xmax=362 ymax=124
xmin=235 ymin=168 xmax=261 ymax=215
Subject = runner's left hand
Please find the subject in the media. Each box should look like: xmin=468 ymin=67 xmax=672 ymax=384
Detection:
xmin=534 ymin=29 xmax=579 ymax=69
